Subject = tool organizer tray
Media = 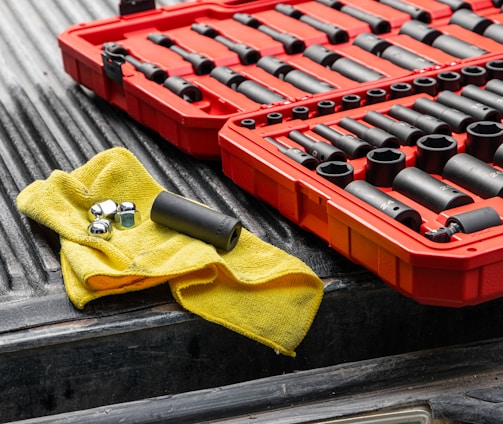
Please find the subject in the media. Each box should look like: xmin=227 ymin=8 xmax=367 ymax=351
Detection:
xmin=59 ymin=0 xmax=503 ymax=306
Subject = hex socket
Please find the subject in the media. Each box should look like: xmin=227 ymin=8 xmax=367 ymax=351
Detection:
xmin=317 ymin=100 xmax=336 ymax=116
xmin=312 ymin=124 xmax=374 ymax=159
xmin=446 ymin=206 xmax=501 ymax=234
xmin=288 ymin=130 xmax=346 ymax=162
xmin=389 ymin=82 xmax=413 ymax=99
xmin=415 ymin=134 xmax=457 ymax=174
xmin=364 ymin=111 xmax=424 ymax=146
xmin=465 ymin=121 xmax=503 ymax=162
xmin=292 ymin=106 xmax=310 ymax=120
xmin=339 ymin=117 xmax=400 ymax=148
xmin=365 ymin=148 xmax=406 ymax=187
xmin=486 ymin=79 xmax=503 ymax=96
xmin=443 ymin=153 xmax=503 ymax=198
xmin=392 ymin=167 xmax=473 ymax=213
xmin=486 ymin=60 xmax=503 ymax=80
xmin=436 ymin=91 xmax=501 ymax=122
xmin=331 ymin=58 xmax=385 ymax=82
xmin=345 ymin=180 xmax=422 ymax=231
xmin=151 ymin=191 xmax=242 ymax=251
xmin=461 ymin=84 xmax=503 ymax=114
xmin=461 ymin=65 xmax=487 ymax=86
xmin=413 ymin=77 xmax=438 ymax=96
xmin=413 ymin=97 xmax=474 ymax=133
xmin=366 ymin=88 xmax=388 ymax=105
xmin=399 ymin=20 xmax=488 ymax=58
xmin=388 ymin=105 xmax=451 ymax=135
xmin=493 ymin=144 xmax=503 ymax=167
xmin=316 ymin=161 xmax=354 ymax=187
xmin=437 ymin=71 xmax=462 ymax=91
xmin=342 ymin=94 xmax=361 ymax=110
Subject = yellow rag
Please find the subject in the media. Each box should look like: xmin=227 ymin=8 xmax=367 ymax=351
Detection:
xmin=16 ymin=147 xmax=323 ymax=356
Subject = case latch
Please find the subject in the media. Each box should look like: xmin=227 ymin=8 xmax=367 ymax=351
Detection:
xmin=119 ymin=0 xmax=156 ymax=16
xmin=101 ymin=49 xmax=125 ymax=84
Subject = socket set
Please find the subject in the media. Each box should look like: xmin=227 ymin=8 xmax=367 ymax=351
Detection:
xmin=59 ymin=0 xmax=503 ymax=305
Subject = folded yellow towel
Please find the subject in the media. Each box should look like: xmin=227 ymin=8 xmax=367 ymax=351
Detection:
xmin=16 ymin=147 xmax=324 ymax=356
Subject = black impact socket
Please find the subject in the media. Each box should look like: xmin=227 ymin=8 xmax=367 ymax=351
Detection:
xmin=415 ymin=134 xmax=458 ymax=174
xmin=388 ymin=104 xmax=451 ymax=135
xmin=288 ymin=130 xmax=346 ymax=162
xmin=240 ymin=118 xmax=256 ymax=129
xmin=465 ymin=121 xmax=503 ymax=162
xmin=449 ymin=9 xmax=503 ymax=44
xmin=267 ymin=112 xmax=283 ymax=125
xmin=425 ymin=206 xmax=501 ymax=242
xmin=210 ymin=66 xmax=286 ymax=104
xmin=147 ymin=33 xmax=215 ymax=75
xmin=315 ymin=0 xmax=391 ymax=34
xmin=365 ymin=147 xmax=406 ymax=187
xmin=461 ymin=84 xmax=503 ymax=114
xmin=331 ymin=57 xmax=386 ymax=82
xmin=436 ymin=91 xmax=501 ymax=122
xmin=437 ymin=71 xmax=462 ymax=92
xmin=399 ymin=20 xmax=488 ymax=58
xmin=413 ymin=97 xmax=474 ymax=133
xmin=486 ymin=60 xmax=503 ymax=80
xmin=446 ymin=207 xmax=501 ymax=233
xmin=190 ymin=23 xmax=260 ymax=65
xmin=312 ymin=124 xmax=374 ymax=159
xmin=304 ymin=45 xmax=384 ymax=83
xmin=163 ymin=76 xmax=203 ymax=103
xmin=232 ymin=13 xmax=306 ymax=54
xmin=345 ymin=180 xmax=422 ymax=231
xmin=291 ymin=106 xmax=310 ymax=120
xmin=150 ymin=191 xmax=242 ymax=252
xmin=449 ymin=9 xmax=492 ymax=34
xmin=392 ymin=167 xmax=473 ymax=213
xmin=366 ymin=88 xmax=388 ymax=105
xmin=461 ymin=65 xmax=487 ymax=86
xmin=264 ymin=136 xmax=319 ymax=169
xmin=389 ymin=82 xmax=414 ymax=99
xmin=274 ymin=4 xmax=349 ymax=44
xmin=413 ymin=77 xmax=438 ymax=96
xmin=303 ymin=44 xmax=341 ymax=67
xmin=317 ymin=161 xmax=354 ymax=187
xmin=436 ymin=0 xmax=472 ymax=11
xmin=353 ymin=33 xmax=437 ymax=70
xmin=443 ymin=153 xmax=503 ymax=198
xmin=341 ymin=94 xmax=361 ymax=110
xmin=493 ymin=143 xmax=503 ymax=167
xmin=378 ymin=0 xmax=431 ymax=22
xmin=485 ymin=79 xmax=503 ymax=96
xmin=102 ymin=42 xmax=167 ymax=83
xmin=339 ymin=117 xmax=400 ymax=148
xmin=317 ymin=100 xmax=336 ymax=116
xmin=256 ymin=56 xmax=335 ymax=94
xmin=364 ymin=111 xmax=425 ymax=146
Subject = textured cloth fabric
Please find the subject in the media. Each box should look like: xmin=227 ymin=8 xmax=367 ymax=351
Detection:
xmin=16 ymin=147 xmax=324 ymax=356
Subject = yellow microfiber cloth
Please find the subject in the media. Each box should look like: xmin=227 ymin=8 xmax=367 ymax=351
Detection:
xmin=16 ymin=147 xmax=324 ymax=357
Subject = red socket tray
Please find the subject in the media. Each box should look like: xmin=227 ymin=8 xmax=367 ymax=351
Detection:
xmin=59 ymin=0 xmax=503 ymax=306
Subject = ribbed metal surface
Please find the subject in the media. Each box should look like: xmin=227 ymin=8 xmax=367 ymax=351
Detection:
xmin=0 ymin=0 xmax=367 ymax=332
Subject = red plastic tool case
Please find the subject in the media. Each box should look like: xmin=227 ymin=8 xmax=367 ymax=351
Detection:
xmin=59 ymin=0 xmax=503 ymax=307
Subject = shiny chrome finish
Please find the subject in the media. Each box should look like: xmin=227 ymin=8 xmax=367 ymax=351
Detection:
xmin=115 ymin=201 xmax=141 ymax=229
xmin=87 ymin=218 xmax=113 ymax=240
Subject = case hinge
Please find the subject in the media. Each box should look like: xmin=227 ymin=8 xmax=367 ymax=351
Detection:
xmin=119 ymin=0 xmax=156 ymax=16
